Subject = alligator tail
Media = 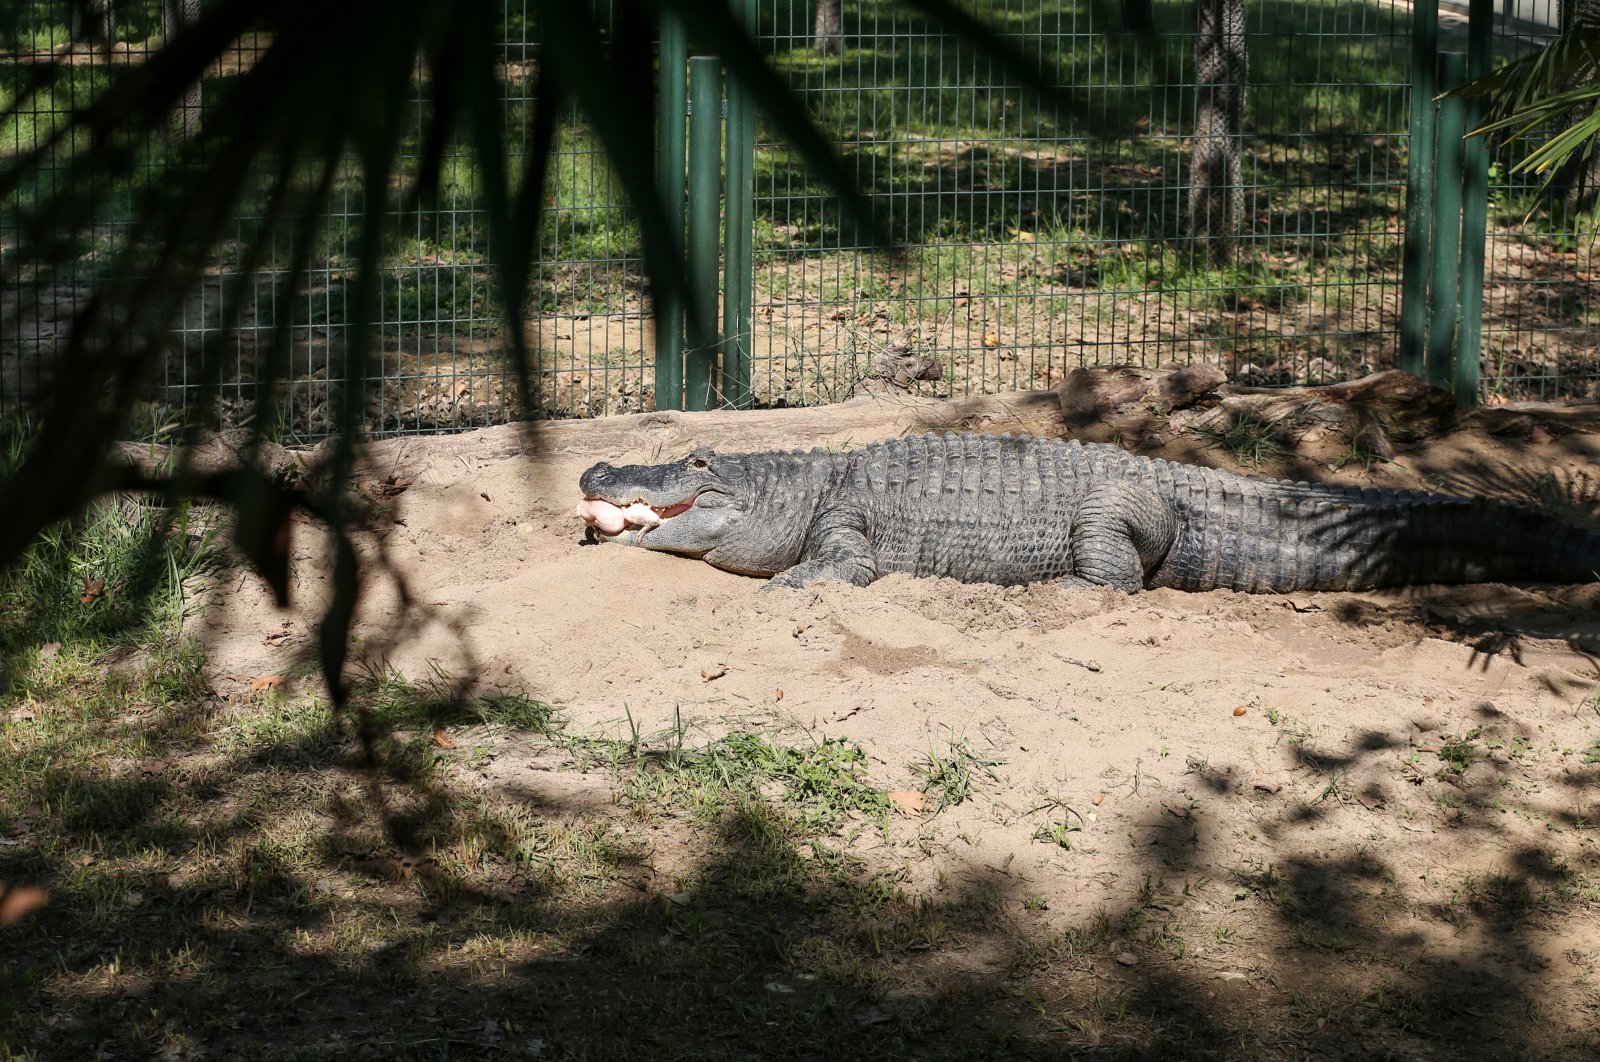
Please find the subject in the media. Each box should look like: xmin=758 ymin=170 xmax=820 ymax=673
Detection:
xmin=1148 ymin=468 xmax=1600 ymax=593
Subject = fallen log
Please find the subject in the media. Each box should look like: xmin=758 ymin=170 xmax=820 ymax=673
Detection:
xmin=1058 ymin=363 xmax=1227 ymax=447
xmin=1058 ymin=365 xmax=1459 ymax=458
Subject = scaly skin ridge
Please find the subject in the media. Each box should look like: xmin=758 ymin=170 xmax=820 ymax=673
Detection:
xmin=580 ymin=433 xmax=1600 ymax=592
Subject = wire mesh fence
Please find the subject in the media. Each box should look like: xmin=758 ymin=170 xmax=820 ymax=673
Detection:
xmin=2 ymin=0 xmax=1597 ymax=442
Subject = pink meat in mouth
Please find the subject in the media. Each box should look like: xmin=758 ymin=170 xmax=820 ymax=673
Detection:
xmin=574 ymin=497 xmax=692 ymax=533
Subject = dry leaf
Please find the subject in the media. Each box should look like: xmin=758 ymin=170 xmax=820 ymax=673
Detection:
xmin=431 ymin=727 xmax=457 ymax=750
xmin=79 ymin=576 xmax=105 ymax=605
xmin=982 ymin=333 xmax=1000 ymax=348
xmin=700 ymin=663 xmax=728 ymax=682
xmin=888 ymin=791 xmax=927 ymax=816
xmin=1233 ymin=706 xmax=1248 ymax=717
xmin=249 ymin=675 xmax=286 ymax=692
xmin=0 ymin=883 xmax=50 ymax=925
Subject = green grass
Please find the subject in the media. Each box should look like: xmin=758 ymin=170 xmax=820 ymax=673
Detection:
xmin=569 ymin=709 xmax=892 ymax=833
xmin=8 ymin=422 xmax=1600 ymax=1057
xmin=10 ymin=0 xmax=1599 ymax=424
xmin=0 ymin=449 xmax=971 ymax=1057
xmin=910 ymin=736 xmax=1004 ymax=811
xmin=0 ymin=429 xmax=211 ymax=685
xmin=753 ymin=0 xmax=1420 ymax=246
xmin=1437 ymin=727 xmax=1484 ymax=775
xmin=0 ymin=0 xmax=1491 ymax=287
xmin=0 ymin=439 xmax=1041 ymax=1056
xmin=1193 ymin=410 xmax=1291 ymax=468
xmin=1330 ymin=425 xmax=1388 ymax=473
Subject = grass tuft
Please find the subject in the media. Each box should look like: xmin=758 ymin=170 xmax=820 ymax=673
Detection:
xmin=910 ymin=737 xmax=1005 ymax=811
xmin=1193 ymin=412 xmax=1290 ymax=468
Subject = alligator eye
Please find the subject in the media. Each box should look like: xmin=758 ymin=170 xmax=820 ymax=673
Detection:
xmin=689 ymin=457 xmax=709 ymax=470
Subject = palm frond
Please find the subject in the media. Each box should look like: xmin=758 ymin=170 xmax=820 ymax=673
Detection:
xmin=1449 ymin=23 xmax=1600 ymax=191
xmin=0 ymin=0 xmax=1086 ymax=703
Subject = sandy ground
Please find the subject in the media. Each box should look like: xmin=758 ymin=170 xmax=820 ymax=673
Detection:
xmin=190 ymin=385 xmax=1600 ymax=1054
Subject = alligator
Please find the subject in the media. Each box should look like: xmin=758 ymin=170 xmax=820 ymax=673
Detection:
xmin=574 ymin=433 xmax=1600 ymax=593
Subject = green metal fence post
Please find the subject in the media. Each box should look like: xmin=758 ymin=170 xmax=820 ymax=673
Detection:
xmin=685 ymin=56 xmax=723 ymax=412
xmin=720 ymin=0 xmax=757 ymax=410
xmin=1455 ymin=0 xmax=1493 ymax=407
xmin=1427 ymin=52 xmax=1467 ymax=393
xmin=1400 ymin=0 xmax=1438 ymax=377
xmin=655 ymin=13 xmax=688 ymax=411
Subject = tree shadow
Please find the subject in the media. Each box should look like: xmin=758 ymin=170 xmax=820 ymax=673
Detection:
xmin=6 ymin=627 xmax=1599 ymax=1059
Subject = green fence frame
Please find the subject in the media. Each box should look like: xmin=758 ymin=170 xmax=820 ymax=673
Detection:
xmin=3 ymin=1 xmax=1597 ymax=440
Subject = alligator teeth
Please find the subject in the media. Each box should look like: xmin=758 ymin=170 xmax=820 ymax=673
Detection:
xmin=575 ymin=497 xmax=693 ymax=534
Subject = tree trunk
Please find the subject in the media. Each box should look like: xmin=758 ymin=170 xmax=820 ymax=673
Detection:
xmin=164 ymin=0 xmax=203 ymax=139
xmin=1120 ymin=0 xmax=1156 ymax=36
xmin=1190 ymin=0 xmax=1247 ymax=264
xmin=813 ymin=0 xmax=843 ymax=57
xmin=71 ymin=0 xmax=116 ymax=46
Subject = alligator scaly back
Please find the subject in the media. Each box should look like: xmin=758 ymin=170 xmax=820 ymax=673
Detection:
xmin=576 ymin=433 xmax=1600 ymax=593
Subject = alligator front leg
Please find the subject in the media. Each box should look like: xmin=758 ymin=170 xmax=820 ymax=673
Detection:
xmin=764 ymin=511 xmax=877 ymax=590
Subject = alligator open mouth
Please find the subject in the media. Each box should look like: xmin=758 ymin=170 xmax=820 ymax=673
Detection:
xmin=573 ymin=497 xmax=694 ymax=535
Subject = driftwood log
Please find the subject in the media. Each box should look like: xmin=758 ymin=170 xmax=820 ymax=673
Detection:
xmin=1059 ymin=365 xmax=1459 ymax=457
xmin=1060 ymin=364 xmax=1227 ymax=446
xmin=114 ymin=366 xmax=1596 ymax=487
xmin=857 ymin=327 xmax=944 ymax=395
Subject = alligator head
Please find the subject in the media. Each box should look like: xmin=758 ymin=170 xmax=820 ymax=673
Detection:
xmin=575 ymin=448 xmax=799 ymax=576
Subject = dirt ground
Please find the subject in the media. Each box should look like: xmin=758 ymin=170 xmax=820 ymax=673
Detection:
xmin=192 ymin=383 xmax=1600 ymax=1058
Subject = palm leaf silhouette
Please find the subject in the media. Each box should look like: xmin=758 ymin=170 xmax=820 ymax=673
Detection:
xmin=0 ymin=0 xmax=1082 ymax=701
